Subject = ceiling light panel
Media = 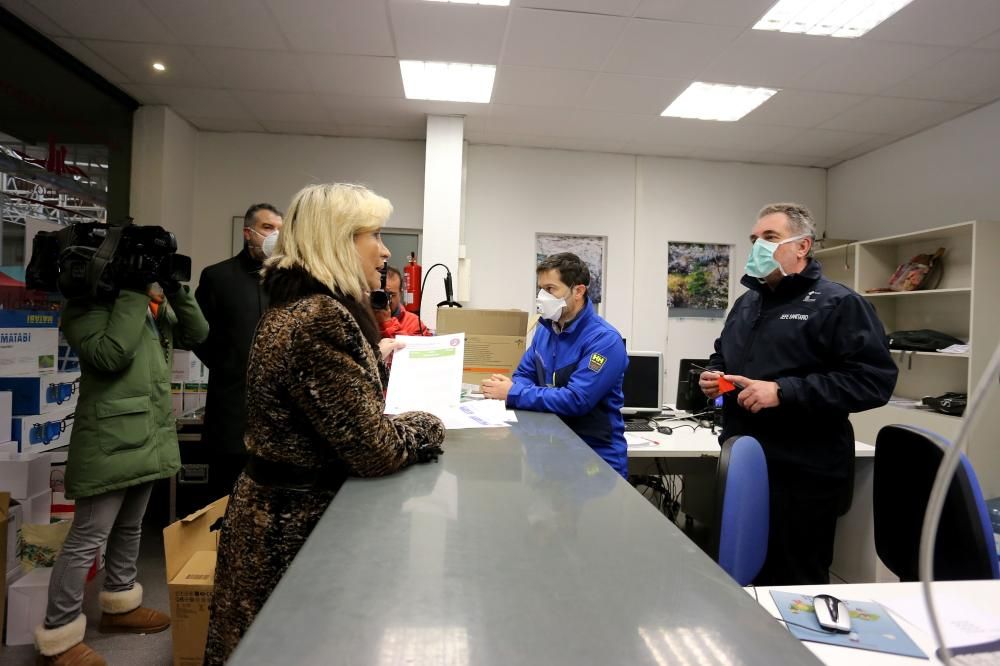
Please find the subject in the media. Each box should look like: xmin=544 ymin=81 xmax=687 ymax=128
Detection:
xmin=753 ymin=0 xmax=916 ymax=38
xmin=399 ymin=60 xmax=496 ymax=103
xmin=661 ymin=82 xmax=779 ymax=122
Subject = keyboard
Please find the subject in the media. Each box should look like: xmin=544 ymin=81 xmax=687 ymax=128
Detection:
xmin=624 ymin=421 xmax=655 ymax=432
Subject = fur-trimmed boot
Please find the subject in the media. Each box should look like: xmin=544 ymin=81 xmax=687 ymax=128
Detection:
xmin=97 ymin=584 xmax=170 ymax=635
xmin=34 ymin=615 xmax=106 ymax=666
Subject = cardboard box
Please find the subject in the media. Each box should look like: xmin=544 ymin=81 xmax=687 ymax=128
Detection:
xmin=0 ymin=451 xmax=51 ymax=500
xmin=5 ymin=565 xmax=50 ymax=645
xmin=11 ymin=404 xmax=75 ymax=453
xmin=164 ymin=496 xmax=228 ymax=666
xmin=0 ymin=311 xmax=59 ymax=376
xmin=435 ymin=308 xmax=528 ymax=385
xmin=0 ymin=372 xmax=80 ymax=416
xmin=172 ymin=351 xmax=207 ymax=384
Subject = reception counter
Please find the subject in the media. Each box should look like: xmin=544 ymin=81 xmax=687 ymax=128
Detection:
xmin=229 ymin=411 xmax=818 ymax=665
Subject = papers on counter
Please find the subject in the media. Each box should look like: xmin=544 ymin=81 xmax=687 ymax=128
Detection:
xmin=384 ymin=334 xmax=515 ymax=429
xmin=385 ymin=334 xmax=464 ymax=416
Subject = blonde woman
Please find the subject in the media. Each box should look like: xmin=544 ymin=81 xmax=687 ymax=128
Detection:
xmin=203 ymin=184 xmax=445 ymax=664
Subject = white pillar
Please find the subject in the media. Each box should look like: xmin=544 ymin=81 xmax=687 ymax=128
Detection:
xmin=420 ymin=115 xmax=464 ymax=330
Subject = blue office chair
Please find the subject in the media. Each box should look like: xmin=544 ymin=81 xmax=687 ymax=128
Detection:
xmin=874 ymin=424 xmax=1000 ymax=581
xmin=711 ymin=435 xmax=769 ymax=586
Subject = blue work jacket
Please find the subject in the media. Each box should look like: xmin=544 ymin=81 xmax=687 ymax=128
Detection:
xmin=508 ymin=303 xmax=628 ymax=477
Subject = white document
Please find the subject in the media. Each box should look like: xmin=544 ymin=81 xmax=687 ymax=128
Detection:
xmin=385 ymin=334 xmax=465 ymax=417
xmin=882 ymin=591 xmax=1000 ymax=648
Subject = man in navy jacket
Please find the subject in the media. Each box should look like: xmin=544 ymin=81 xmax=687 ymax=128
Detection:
xmin=482 ymin=253 xmax=629 ymax=478
xmin=700 ymin=203 xmax=897 ymax=585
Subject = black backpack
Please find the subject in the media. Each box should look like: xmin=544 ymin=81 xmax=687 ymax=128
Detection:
xmin=887 ymin=329 xmax=964 ymax=352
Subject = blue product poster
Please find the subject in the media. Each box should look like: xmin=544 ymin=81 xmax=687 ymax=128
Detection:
xmin=770 ymin=590 xmax=927 ymax=659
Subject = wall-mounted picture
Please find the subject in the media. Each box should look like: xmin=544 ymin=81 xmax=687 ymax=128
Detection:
xmin=667 ymin=242 xmax=731 ymax=318
xmin=535 ymin=232 xmax=606 ymax=308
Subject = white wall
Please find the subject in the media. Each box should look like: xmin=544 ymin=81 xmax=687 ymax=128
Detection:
xmin=191 ymin=132 xmax=425 ymax=275
xmin=828 ymin=98 xmax=1000 ymax=240
xmin=130 ymin=106 xmax=197 ymax=251
xmin=464 ymin=145 xmax=637 ymax=342
xmin=632 ymin=158 xmax=826 ymax=402
xmin=463 ymin=145 xmax=827 ymax=402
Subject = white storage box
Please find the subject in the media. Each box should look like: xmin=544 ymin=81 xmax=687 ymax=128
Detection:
xmin=172 ymin=351 xmax=207 ymax=384
xmin=0 ymin=311 xmax=59 ymax=376
xmin=5 ymin=566 xmax=50 ymax=645
xmin=0 ymin=440 xmax=18 ymax=456
xmin=11 ymin=404 xmax=74 ymax=453
xmin=15 ymin=488 xmax=51 ymax=526
xmin=5 ymin=502 xmax=22 ymax=572
xmin=0 ymin=392 xmax=10 ymax=441
xmin=0 ymin=372 xmax=80 ymax=416
xmin=0 ymin=452 xmax=51 ymax=500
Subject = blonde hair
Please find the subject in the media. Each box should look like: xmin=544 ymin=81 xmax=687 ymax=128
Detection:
xmin=264 ymin=183 xmax=392 ymax=301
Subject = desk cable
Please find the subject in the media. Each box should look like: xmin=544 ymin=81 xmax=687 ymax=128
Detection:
xmin=918 ymin=339 xmax=1000 ymax=666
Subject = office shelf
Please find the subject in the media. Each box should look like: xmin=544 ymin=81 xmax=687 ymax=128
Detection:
xmin=835 ymin=220 xmax=1000 ymax=498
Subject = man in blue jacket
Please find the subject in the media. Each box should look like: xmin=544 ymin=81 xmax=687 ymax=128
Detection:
xmin=482 ymin=253 xmax=629 ymax=477
xmin=700 ymin=203 xmax=897 ymax=585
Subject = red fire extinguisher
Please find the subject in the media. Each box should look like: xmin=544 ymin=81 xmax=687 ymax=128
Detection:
xmin=403 ymin=252 xmax=422 ymax=313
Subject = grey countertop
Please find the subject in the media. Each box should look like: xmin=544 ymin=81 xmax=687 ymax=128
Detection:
xmin=229 ymin=411 xmax=820 ymax=665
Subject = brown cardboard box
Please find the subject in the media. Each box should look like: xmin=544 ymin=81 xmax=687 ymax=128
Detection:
xmin=0 ymin=492 xmax=9 ymax=634
xmin=436 ymin=308 xmax=529 ymax=385
xmin=163 ymin=496 xmax=228 ymax=666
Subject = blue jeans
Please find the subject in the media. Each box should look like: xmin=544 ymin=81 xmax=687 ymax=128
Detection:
xmin=44 ymin=482 xmax=153 ymax=628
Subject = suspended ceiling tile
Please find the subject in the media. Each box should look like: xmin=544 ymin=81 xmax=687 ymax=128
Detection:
xmin=579 ymin=74 xmax=688 ymax=115
xmin=603 ymin=18 xmax=742 ymax=79
xmin=504 ymin=8 xmax=625 ymax=70
xmin=390 ymin=1 xmax=507 ymax=64
xmin=263 ymin=0 xmax=394 ymax=56
xmin=493 ymin=66 xmax=594 ymax=108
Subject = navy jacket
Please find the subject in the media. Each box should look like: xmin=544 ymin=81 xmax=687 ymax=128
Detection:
xmin=507 ymin=303 xmax=628 ymax=477
xmin=709 ymin=260 xmax=897 ymax=479
xmin=194 ymin=249 xmax=269 ymax=456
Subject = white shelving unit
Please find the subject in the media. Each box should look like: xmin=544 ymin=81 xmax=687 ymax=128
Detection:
xmin=814 ymin=220 xmax=1000 ymax=494
xmin=818 ymin=221 xmax=1000 ymax=584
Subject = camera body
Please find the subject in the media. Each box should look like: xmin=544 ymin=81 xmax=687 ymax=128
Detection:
xmin=26 ymin=220 xmax=191 ymax=299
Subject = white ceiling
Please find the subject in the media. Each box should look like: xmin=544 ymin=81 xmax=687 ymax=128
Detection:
xmin=5 ymin=0 xmax=1000 ymax=168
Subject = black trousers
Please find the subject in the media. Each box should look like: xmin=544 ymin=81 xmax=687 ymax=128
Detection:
xmin=753 ymin=470 xmax=851 ymax=586
xmin=210 ymin=451 xmax=248 ymax=500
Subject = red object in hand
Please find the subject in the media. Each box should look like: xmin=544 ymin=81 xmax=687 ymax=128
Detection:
xmin=717 ymin=376 xmax=737 ymax=394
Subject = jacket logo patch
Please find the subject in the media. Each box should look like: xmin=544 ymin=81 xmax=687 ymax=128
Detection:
xmin=780 ymin=313 xmax=809 ymax=321
xmin=588 ymin=353 xmax=606 ymax=372
xmin=803 ymin=290 xmax=821 ymax=302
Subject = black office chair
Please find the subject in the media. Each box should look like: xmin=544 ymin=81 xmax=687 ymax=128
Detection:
xmin=874 ymin=424 xmax=1000 ymax=581
xmin=710 ymin=435 xmax=769 ymax=586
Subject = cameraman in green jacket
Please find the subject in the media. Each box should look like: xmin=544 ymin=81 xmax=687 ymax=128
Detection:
xmin=35 ymin=282 xmax=208 ymax=666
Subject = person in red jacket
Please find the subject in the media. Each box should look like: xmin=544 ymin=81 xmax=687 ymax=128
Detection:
xmin=376 ymin=266 xmax=432 ymax=338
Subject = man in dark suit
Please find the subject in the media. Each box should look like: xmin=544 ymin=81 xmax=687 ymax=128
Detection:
xmin=195 ymin=203 xmax=283 ymax=497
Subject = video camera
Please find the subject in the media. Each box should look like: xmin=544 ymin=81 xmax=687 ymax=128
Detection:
xmin=370 ymin=261 xmax=390 ymax=311
xmin=26 ymin=219 xmax=191 ymax=299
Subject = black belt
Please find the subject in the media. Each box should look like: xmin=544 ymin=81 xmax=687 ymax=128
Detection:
xmin=245 ymin=455 xmax=349 ymax=493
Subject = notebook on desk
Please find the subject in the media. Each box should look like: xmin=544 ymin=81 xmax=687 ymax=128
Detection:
xmin=770 ymin=590 xmax=925 ymax=659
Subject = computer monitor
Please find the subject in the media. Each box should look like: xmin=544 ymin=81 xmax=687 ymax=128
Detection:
xmin=676 ymin=358 xmax=711 ymax=413
xmin=621 ymin=351 xmax=663 ymax=417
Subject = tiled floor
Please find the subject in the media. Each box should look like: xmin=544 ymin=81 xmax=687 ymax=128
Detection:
xmin=1 ymin=526 xmax=174 ymax=666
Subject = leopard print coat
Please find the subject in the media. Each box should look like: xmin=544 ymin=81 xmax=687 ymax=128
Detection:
xmin=204 ymin=269 xmax=444 ymax=664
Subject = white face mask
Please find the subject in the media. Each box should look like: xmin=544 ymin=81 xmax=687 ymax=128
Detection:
xmin=536 ymin=289 xmax=567 ymax=321
xmin=261 ymin=230 xmax=279 ymax=258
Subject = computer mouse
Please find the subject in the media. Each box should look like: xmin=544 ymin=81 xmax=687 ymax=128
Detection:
xmin=656 ymin=426 xmax=672 ymax=435
xmin=813 ymin=594 xmax=851 ymax=633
